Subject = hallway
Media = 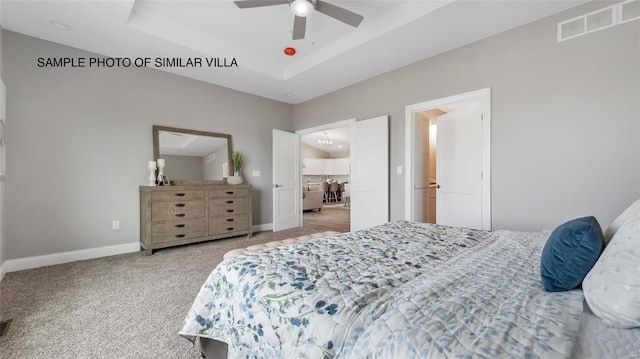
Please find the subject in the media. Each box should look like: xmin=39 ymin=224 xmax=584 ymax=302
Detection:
xmin=303 ymin=204 xmax=350 ymax=233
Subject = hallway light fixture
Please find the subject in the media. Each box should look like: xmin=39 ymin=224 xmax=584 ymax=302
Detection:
xmin=318 ymin=132 xmax=332 ymax=146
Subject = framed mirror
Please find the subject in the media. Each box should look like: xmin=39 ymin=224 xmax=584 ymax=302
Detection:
xmin=153 ymin=125 xmax=233 ymax=184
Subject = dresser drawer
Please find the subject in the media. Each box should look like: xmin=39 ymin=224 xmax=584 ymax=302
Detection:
xmin=151 ymin=219 xmax=206 ymax=244
xmin=209 ymin=215 xmax=249 ymax=235
xmin=151 ymin=199 xmax=205 ymax=222
xmin=151 ymin=190 xmax=204 ymax=202
xmin=209 ymin=198 xmax=249 ymax=216
xmin=208 ymin=189 xmax=249 ymax=199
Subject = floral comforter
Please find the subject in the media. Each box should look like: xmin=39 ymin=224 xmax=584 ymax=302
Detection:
xmin=179 ymin=221 xmax=584 ymax=358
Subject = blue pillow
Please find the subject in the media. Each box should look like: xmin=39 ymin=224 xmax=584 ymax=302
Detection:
xmin=540 ymin=216 xmax=604 ymax=292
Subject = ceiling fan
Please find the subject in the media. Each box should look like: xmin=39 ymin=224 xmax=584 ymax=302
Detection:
xmin=233 ymin=0 xmax=364 ymax=40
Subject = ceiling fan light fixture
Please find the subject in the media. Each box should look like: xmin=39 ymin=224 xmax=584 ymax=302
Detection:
xmin=291 ymin=0 xmax=314 ymax=17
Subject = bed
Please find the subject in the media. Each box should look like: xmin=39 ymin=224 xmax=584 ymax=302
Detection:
xmin=180 ymin=201 xmax=640 ymax=358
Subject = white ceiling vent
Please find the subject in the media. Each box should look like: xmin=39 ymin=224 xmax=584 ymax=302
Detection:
xmin=558 ymin=0 xmax=638 ymax=42
xmin=586 ymin=7 xmax=615 ymax=32
xmin=620 ymin=0 xmax=640 ymax=23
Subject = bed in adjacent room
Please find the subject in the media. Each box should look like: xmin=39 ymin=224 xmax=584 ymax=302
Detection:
xmin=180 ymin=200 xmax=640 ymax=359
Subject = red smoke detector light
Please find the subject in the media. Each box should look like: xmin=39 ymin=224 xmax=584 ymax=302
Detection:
xmin=284 ymin=47 xmax=296 ymax=56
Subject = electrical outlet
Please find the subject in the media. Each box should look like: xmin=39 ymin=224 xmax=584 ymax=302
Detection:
xmin=252 ymin=170 xmax=261 ymax=177
xmin=112 ymin=220 xmax=120 ymax=230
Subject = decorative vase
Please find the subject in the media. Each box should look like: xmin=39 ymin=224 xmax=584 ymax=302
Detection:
xmin=227 ymin=176 xmax=243 ymax=185
xmin=227 ymin=171 xmax=243 ymax=185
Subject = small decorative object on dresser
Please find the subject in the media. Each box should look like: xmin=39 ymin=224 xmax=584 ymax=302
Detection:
xmin=147 ymin=161 xmax=157 ymax=186
xmin=227 ymin=151 xmax=244 ymax=185
xmin=156 ymin=158 xmax=165 ymax=185
xmin=139 ymin=184 xmax=252 ymax=255
xmin=227 ymin=175 xmax=243 ymax=185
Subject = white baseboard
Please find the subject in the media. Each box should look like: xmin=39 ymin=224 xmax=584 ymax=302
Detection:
xmin=3 ymin=223 xmax=274 ymax=274
xmin=253 ymin=223 xmax=273 ymax=232
xmin=3 ymin=242 xmax=140 ymax=274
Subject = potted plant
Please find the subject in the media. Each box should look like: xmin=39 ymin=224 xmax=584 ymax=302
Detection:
xmin=232 ymin=152 xmax=244 ymax=175
xmin=228 ymin=151 xmax=244 ymax=185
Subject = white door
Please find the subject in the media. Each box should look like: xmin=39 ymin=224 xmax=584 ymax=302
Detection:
xmin=413 ymin=188 xmax=428 ymax=223
xmin=351 ymin=116 xmax=389 ymax=231
xmin=272 ymin=129 xmax=300 ymax=231
xmin=436 ymin=101 xmax=483 ymax=229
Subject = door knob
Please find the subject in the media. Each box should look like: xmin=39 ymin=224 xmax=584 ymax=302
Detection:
xmin=273 ymin=184 xmax=283 ymax=188
xmin=436 ymin=184 xmax=441 ymax=189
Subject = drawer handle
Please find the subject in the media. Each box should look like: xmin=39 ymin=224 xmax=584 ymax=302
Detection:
xmin=226 ymin=218 xmax=235 ymax=222
xmin=226 ymin=200 xmax=234 ymax=204
xmin=226 ymin=209 xmax=234 ymax=213
xmin=226 ymin=227 xmax=234 ymax=231
xmin=175 ymin=193 xmax=186 ymax=197
xmin=175 ymin=203 xmax=186 ymax=207
xmin=226 ymin=191 xmax=234 ymax=195
xmin=175 ymin=234 xmax=186 ymax=238
xmin=175 ymin=214 xmax=186 ymax=218
xmin=175 ymin=224 xmax=186 ymax=228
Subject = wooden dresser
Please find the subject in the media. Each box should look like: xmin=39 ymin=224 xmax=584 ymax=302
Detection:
xmin=139 ymin=184 xmax=252 ymax=255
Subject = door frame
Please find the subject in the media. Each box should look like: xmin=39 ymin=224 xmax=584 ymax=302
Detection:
xmin=404 ymin=88 xmax=492 ymax=230
xmin=296 ymin=118 xmax=356 ymax=227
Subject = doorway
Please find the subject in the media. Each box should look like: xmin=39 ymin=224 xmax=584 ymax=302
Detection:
xmin=404 ymin=88 xmax=491 ymax=230
xmin=293 ymin=116 xmax=389 ymax=233
xmin=297 ymin=119 xmax=355 ymax=233
xmin=411 ymin=108 xmax=440 ymax=224
xmin=300 ymin=126 xmax=351 ymax=233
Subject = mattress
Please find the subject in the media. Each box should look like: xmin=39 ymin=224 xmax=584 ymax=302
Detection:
xmin=572 ymin=300 xmax=640 ymax=359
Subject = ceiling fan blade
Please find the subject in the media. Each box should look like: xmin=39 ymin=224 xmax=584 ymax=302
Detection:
xmin=233 ymin=0 xmax=289 ymax=9
xmin=292 ymin=15 xmax=306 ymax=40
xmin=316 ymin=0 xmax=364 ymax=27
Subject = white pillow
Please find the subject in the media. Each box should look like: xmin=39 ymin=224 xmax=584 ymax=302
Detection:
xmin=603 ymin=198 xmax=640 ymax=244
xmin=583 ymin=216 xmax=640 ymax=328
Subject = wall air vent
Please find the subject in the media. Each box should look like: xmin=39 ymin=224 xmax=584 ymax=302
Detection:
xmin=558 ymin=0 xmax=638 ymax=42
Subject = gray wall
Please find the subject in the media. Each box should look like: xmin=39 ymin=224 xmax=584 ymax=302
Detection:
xmin=293 ymin=2 xmax=640 ymax=232
xmin=3 ymin=31 xmax=293 ymax=259
xmin=0 ymin=24 xmax=4 ymax=269
xmin=3 ymin=2 xmax=639 ymax=261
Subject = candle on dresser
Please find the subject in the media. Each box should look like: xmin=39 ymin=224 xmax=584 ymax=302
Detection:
xmin=148 ymin=161 xmax=157 ymax=186
xmin=157 ymin=158 xmax=165 ymax=167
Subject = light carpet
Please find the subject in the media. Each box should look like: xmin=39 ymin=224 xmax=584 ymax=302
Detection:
xmin=0 ymin=227 xmax=318 ymax=359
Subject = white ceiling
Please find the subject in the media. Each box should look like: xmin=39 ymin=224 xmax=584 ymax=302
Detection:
xmin=1 ymin=0 xmax=586 ymax=104
xmin=302 ymin=126 xmax=350 ymax=154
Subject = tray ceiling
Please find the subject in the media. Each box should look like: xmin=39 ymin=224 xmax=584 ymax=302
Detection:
xmin=1 ymin=0 xmax=586 ymax=104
